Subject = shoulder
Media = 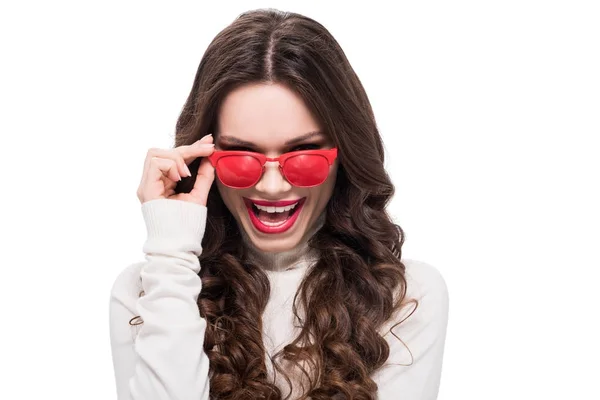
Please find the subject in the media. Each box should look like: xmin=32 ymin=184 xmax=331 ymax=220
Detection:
xmin=373 ymin=259 xmax=450 ymax=397
xmin=380 ymin=258 xmax=449 ymax=340
xmin=109 ymin=261 xmax=145 ymax=314
xmin=402 ymin=258 xmax=449 ymax=307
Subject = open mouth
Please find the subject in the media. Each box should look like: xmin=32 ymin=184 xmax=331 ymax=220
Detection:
xmin=252 ymin=201 xmax=301 ymax=225
xmin=243 ymin=198 xmax=306 ymax=233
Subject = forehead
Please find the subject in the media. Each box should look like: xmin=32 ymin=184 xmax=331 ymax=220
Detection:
xmin=217 ymin=82 xmax=322 ymax=145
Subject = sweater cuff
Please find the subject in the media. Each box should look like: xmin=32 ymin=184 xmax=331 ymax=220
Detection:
xmin=141 ymin=199 xmax=207 ymax=250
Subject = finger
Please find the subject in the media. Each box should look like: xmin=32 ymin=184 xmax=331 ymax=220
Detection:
xmin=147 ymin=157 xmax=181 ymax=184
xmin=164 ymin=179 xmax=177 ymax=197
xmin=164 ymin=178 xmax=177 ymax=190
xmin=143 ymin=148 xmax=191 ymax=180
xmin=175 ymin=137 xmax=215 ymax=165
xmin=140 ymin=148 xmax=172 ymax=188
xmin=139 ymin=135 xmax=214 ymax=194
xmin=138 ymin=158 xmax=178 ymax=203
xmin=197 ymin=133 xmax=213 ymax=144
xmin=189 ymin=157 xmax=215 ymax=206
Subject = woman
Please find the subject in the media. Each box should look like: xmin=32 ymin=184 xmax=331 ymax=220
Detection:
xmin=109 ymin=8 xmax=449 ymax=400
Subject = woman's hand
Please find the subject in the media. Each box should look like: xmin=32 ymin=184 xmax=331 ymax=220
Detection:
xmin=137 ymin=134 xmax=215 ymax=206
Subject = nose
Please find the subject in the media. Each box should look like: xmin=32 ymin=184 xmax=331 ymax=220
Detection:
xmin=254 ymin=161 xmax=292 ymax=194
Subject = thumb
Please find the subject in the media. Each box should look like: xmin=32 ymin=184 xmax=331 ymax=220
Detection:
xmin=189 ymin=157 xmax=215 ymax=206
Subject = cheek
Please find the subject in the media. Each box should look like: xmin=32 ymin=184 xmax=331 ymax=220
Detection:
xmin=310 ymin=167 xmax=337 ymax=203
xmin=216 ymin=181 xmax=240 ymax=210
xmin=323 ymin=164 xmax=338 ymax=195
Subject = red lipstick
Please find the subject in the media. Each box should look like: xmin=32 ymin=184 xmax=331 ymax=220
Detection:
xmin=248 ymin=199 xmax=301 ymax=207
xmin=243 ymin=197 xmax=306 ymax=234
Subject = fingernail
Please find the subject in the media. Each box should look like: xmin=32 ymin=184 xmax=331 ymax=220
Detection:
xmin=184 ymin=164 xmax=192 ymax=176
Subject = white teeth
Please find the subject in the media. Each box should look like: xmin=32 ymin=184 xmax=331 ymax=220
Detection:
xmin=254 ymin=202 xmax=299 ymax=213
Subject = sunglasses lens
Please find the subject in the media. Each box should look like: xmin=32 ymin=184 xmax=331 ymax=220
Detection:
xmin=283 ymin=154 xmax=329 ymax=187
xmin=213 ymin=151 xmax=333 ymax=189
xmin=216 ymin=155 xmax=262 ymax=188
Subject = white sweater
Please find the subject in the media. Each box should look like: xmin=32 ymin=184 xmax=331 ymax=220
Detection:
xmin=109 ymin=199 xmax=449 ymax=399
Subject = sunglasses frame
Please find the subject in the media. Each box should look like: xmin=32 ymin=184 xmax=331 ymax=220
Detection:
xmin=207 ymin=147 xmax=338 ymax=189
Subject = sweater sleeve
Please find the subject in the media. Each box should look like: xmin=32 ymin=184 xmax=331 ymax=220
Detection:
xmin=373 ymin=259 xmax=450 ymax=400
xmin=109 ymin=199 xmax=211 ymax=400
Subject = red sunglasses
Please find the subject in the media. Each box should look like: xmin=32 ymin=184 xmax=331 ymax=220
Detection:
xmin=207 ymin=148 xmax=338 ymax=189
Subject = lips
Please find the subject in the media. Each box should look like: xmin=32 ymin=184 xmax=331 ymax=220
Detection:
xmin=249 ymin=199 xmax=301 ymax=207
xmin=243 ymin=197 xmax=306 ymax=234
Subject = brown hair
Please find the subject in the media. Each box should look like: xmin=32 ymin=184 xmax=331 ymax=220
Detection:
xmin=132 ymin=8 xmax=416 ymax=399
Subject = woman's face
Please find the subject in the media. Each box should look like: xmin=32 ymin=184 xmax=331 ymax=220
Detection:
xmin=215 ymin=82 xmax=338 ymax=253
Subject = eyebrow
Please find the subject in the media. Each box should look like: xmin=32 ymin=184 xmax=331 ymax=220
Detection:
xmin=218 ymin=131 xmax=325 ymax=147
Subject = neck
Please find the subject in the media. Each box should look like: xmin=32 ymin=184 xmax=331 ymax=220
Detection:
xmin=241 ymin=212 xmax=325 ymax=272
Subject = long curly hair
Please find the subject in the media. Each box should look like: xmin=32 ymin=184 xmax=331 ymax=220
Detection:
xmin=131 ymin=8 xmax=416 ymax=399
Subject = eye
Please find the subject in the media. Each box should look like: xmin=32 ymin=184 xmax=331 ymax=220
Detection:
xmin=225 ymin=146 xmax=255 ymax=152
xmin=223 ymin=144 xmax=321 ymax=153
xmin=292 ymin=143 xmax=321 ymax=151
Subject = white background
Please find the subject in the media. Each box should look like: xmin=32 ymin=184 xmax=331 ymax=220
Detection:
xmin=1 ymin=0 xmax=598 ymax=399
